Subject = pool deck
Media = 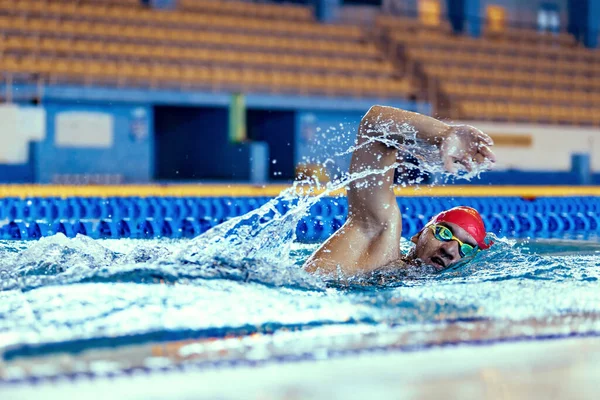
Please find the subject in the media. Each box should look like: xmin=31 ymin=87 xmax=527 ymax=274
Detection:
xmin=2 ymin=336 xmax=598 ymax=399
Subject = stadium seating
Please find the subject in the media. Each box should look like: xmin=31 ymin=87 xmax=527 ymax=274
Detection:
xmin=376 ymin=14 xmax=600 ymax=126
xmin=0 ymin=35 xmax=393 ymax=75
xmin=1 ymin=0 xmax=594 ymax=121
xmin=0 ymin=54 xmax=410 ymax=97
xmin=0 ymin=0 xmax=411 ymax=98
xmin=179 ymin=0 xmax=314 ymax=21
xmin=0 ymin=15 xmax=372 ymax=57
xmin=5 ymin=0 xmax=360 ymax=41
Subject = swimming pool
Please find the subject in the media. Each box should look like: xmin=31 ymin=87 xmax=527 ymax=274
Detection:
xmin=1 ymin=189 xmax=600 ymax=396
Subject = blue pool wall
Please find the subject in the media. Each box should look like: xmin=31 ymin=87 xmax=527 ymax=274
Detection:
xmin=0 ymin=84 xmax=425 ymax=184
xmin=36 ymin=101 xmax=154 ymax=183
xmin=1 ymin=84 xmax=597 ymax=185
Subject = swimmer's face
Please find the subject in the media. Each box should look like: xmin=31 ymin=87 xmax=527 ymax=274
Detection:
xmin=410 ymin=222 xmax=477 ymax=271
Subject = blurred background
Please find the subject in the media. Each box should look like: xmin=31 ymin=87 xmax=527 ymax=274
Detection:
xmin=0 ymin=0 xmax=598 ymax=186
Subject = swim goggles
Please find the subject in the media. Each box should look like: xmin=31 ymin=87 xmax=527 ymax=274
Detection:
xmin=429 ymin=224 xmax=478 ymax=258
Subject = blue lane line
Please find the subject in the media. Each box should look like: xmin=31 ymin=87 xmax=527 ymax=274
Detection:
xmin=1 ymin=196 xmax=600 ymax=241
xmin=2 ymin=329 xmax=599 ymax=387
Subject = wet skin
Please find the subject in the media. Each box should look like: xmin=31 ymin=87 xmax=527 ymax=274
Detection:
xmin=303 ymin=105 xmax=496 ymax=277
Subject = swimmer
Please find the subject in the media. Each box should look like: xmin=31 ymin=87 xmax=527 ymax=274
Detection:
xmin=303 ymin=105 xmax=496 ymax=276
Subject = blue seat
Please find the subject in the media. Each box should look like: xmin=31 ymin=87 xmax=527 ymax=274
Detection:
xmin=73 ymin=220 xmax=99 ymax=239
xmin=51 ymin=220 xmax=76 ymax=238
xmin=6 ymin=220 xmax=29 ymax=240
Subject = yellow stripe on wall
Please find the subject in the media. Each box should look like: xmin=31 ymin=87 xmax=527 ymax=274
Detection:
xmin=1 ymin=185 xmax=600 ymax=198
xmin=489 ymin=134 xmax=533 ymax=147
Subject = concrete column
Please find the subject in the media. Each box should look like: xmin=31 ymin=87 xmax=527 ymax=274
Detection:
xmin=229 ymin=93 xmax=247 ymax=143
xmin=249 ymin=142 xmax=269 ymax=184
xmin=572 ymin=153 xmax=591 ymax=185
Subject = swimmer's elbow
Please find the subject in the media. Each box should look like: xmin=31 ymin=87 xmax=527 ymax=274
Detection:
xmin=363 ymin=105 xmax=386 ymax=122
xmin=303 ymin=257 xmax=345 ymax=276
xmin=303 ymin=259 xmax=318 ymax=274
xmin=362 ymin=105 xmax=410 ymax=133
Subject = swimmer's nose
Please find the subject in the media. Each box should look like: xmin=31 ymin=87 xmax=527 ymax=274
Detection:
xmin=440 ymin=242 xmax=459 ymax=262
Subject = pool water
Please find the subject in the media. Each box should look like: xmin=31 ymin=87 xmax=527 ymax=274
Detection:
xmin=1 ymin=231 xmax=599 ymax=381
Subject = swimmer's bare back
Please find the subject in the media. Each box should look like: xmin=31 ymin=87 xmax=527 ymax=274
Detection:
xmin=303 ymin=105 xmax=496 ymax=277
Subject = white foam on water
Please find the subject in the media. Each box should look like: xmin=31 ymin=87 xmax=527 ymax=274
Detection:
xmin=0 ymin=114 xmax=599 ymax=383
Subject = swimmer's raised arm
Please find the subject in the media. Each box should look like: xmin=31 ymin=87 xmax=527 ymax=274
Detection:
xmin=303 ymin=105 xmax=495 ymax=276
xmin=347 ymin=105 xmax=496 ymax=222
xmin=348 ymin=105 xmax=451 ymax=229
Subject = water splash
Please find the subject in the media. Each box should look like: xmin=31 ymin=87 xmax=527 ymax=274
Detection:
xmin=1 ymin=234 xmax=600 ymax=376
xmin=177 ymin=161 xmax=399 ymax=269
xmin=347 ymin=121 xmax=492 ymax=183
xmin=0 ymin=119 xmax=518 ymax=293
xmin=0 ymin=234 xmax=324 ymax=292
xmin=1 ymin=116 xmax=600 ymax=381
xmin=176 ymin=120 xmax=493 ymax=276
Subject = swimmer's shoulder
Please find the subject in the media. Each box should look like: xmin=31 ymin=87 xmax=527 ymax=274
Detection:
xmin=380 ymin=254 xmax=412 ymax=270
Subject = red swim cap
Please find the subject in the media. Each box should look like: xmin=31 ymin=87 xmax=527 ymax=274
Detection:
xmin=431 ymin=206 xmax=492 ymax=250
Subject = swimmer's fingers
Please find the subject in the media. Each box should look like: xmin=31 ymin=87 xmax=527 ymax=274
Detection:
xmin=458 ymin=144 xmax=492 ymax=172
xmin=472 ymin=153 xmax=494 ymax=171
xmin=444 ymin=155 xmax=474 ymax=173
xmin=457 ymin=158 xmax=474 ymax=172
xmin=443 ymin=155 xmax=458 ymax=174
xmin=442 ymin=148 xmax=476 ymax=173
xmin=473 ymin=153 xmax=486 ymax=164
xmin=477 ymin=144 xmax=496 ymax=163
xmin=458 ymin=125 xmax=493 ymax=147
xmin=474 ymin=130 xmax=494 ymax=147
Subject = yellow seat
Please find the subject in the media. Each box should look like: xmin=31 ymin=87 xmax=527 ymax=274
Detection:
xmin=134 ymin=64 xmax=152 ymax=83
xmin=539 ymin=105 xmax=553 ymax=122
xmin=117 ymin=62 xmax=138 ymax=81
xmin=51 ymin=59 xmax=71 ymax=82
xmin=572 ymin=107 xmax=588 ymax=123
xmin=494 ymin=102 xmax=510 ymax=119
xmin=7 ymin=35 xmax=38 ymax=51
xmin=506 ymin=103 xmax=520 ymax=120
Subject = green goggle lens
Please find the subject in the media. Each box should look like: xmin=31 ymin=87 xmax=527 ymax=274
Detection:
xmin=435 ymin=225 xmax=454 ymax=240
xmin=459 ymin=243 xmax=477 ymax=257
xmin=432 ymin=225 xmax=477 ymax=258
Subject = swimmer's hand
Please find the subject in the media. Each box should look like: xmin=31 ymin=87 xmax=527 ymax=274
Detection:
xmin=439 ymin=125 xmax=496 ymax=174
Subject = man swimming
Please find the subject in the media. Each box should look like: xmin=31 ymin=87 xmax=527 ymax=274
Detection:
xmin=303 ymin=105 xmax=496 ymax=276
